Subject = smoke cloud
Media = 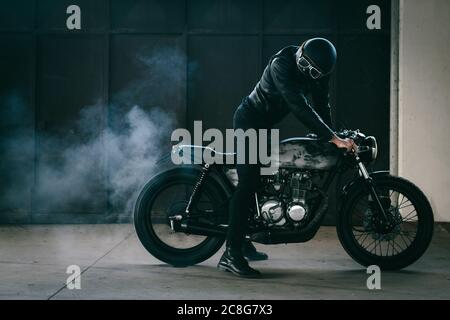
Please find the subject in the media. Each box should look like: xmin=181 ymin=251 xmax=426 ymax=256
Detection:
xmin=35 ymin=104 xmax=173 ymax=216
xmin=0 ymin=46 xmax=184 ymax=222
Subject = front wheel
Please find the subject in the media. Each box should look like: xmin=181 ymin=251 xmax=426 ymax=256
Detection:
xmin=337 ymin=175 xmax=434 ymax=270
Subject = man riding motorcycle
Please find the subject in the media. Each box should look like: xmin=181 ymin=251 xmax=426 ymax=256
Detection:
xmin=219 ymin=38 xmax=356 ymax=278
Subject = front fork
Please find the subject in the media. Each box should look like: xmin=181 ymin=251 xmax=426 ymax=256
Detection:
xmin=355 ymin=154 xmax=393 ymax=231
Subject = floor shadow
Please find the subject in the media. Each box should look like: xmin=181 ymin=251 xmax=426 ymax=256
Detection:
xmin=94 ymin=262 xmax=441 ymax=283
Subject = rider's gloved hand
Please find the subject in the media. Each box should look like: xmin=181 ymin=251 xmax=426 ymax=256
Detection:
xmin=329 ymin=135 xmax=356 ymax=152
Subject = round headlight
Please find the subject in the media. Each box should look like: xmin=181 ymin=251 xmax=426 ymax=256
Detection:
xmin=371 ymin=138 xmax=378 ymax=161
xmin=366 ymin=136 xmax=378 ymax=162
xmin=358 ymin=136 xmax=378 ymax=163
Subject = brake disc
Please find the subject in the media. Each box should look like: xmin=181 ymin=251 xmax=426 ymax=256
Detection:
xmin=363 ymin=207 xmax=402 ymax=241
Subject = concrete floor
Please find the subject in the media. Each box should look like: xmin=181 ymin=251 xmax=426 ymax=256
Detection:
xmin=0 ymin=224 xmax=449 ymax=300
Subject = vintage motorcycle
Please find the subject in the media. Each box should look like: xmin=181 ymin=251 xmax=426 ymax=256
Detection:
xmin=134 ymin=130 xmax=433 ymax=270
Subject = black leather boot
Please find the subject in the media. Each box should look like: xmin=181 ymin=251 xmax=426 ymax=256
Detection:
xmin=218 ymin=247 xmax=261 ymax=278
xmin=242 ymin=240 xmax=268 ymax=261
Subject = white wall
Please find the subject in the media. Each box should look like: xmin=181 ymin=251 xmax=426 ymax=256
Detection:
xmin=398 ymin=0 xmax=450 ymax=221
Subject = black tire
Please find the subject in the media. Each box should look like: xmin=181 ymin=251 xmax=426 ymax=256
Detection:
xmin=337 ymin=175 xmax=434 ymax=270
xmin=134 ymin=168 xmax=227 ymax=267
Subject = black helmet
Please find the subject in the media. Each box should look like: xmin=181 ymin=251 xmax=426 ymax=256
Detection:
xmin=296 ymin=38 xmax=337 ymax=78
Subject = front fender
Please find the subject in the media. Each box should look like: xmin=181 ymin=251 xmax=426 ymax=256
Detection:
xmin=341 ymin=170 xmax=390 ymax=197
xmin=337 ymin=170 xmax=390 ymax=219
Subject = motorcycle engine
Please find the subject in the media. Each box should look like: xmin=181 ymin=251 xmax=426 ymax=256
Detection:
xmin=258 ymin=171 xmax=313 ymax=227
xmin=261 ymin=200 xmax=285 ymax=226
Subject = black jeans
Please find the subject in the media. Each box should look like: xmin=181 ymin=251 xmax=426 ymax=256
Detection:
xmin=226 ymin=97 xmax=271 ymax=251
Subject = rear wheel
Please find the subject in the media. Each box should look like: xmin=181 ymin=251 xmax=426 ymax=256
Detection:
xmin=134 ymin=168 xmax=227 ymax=267
xmin=337 ymin=175 xmax=434 ymax=270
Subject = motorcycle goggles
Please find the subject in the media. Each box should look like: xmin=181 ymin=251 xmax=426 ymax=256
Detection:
xmin=297 ymin=55 xmax=323 ymax=80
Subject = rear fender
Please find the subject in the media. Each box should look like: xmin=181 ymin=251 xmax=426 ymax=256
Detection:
xmin=155 ymin=165 xmax=234 ymax=200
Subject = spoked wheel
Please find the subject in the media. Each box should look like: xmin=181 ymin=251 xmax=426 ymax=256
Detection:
xmin=337 ymin=175 xmax=433 ymax=270
xmin=134 ymin=168 xmax=226 ymax=267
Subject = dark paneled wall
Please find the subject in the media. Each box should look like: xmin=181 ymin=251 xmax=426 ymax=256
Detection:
xmin=0 ymin=0 xmax=391 ymax=224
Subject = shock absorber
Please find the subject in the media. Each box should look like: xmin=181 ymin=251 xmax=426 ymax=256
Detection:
xmin=185 ymin=163 xmax=211 ymax=214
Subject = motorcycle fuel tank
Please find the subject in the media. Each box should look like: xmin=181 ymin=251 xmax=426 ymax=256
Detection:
xmin=271 ymin=137 xmax=341 ymax=170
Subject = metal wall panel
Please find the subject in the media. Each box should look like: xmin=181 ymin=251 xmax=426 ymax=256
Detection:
xmin=0 ymin=0 xmax=35 ymax=31
xmin=337 ymin=35 xmax=391 ymax=171
xmin=188 ymin=0 xmax=261 ymax=33
xmin=264 ymin=0 xmax=337 ymax=33
xmin=34 ymin=35 xmax=107 ymax=216
xmin=0 ymin=34 xmax=35 ymax=222
xmin=111 ymin=0 xmax=185 ymax=33
xmin=187 ymin=35 xmax=260 ymax=132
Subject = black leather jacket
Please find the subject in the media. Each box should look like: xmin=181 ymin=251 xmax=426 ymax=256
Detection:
xmin=247 ymin=46 xmax=334 ymax=140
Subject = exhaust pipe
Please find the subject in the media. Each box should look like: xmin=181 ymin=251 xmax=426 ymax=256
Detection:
xmin=175 ymin=221 xmax=227 ymax=237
